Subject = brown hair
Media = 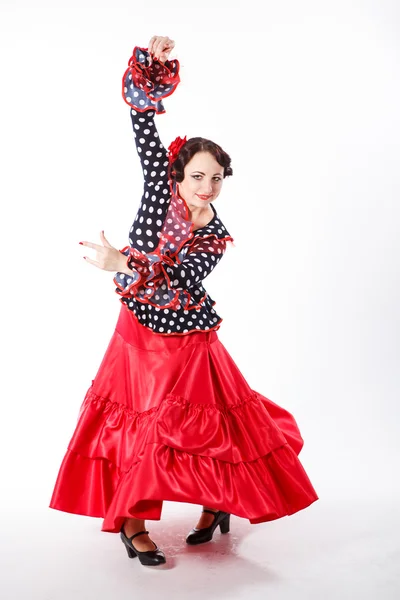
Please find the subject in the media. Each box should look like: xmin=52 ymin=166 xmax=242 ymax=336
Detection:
xmin=171 ymin=137 xmax=233 ymax=182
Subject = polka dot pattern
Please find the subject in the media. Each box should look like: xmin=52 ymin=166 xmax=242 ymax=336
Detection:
xmin=122 ymin=47 xmax=180 ymax=115
xmin=128 ymin=108 xmax=170 ymax=251
xmin=114 ymin=49 xmax=234 ymax=336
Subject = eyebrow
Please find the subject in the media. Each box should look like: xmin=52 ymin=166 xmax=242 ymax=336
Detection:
xmin=191 ymin=171 xmax=223 ymax=176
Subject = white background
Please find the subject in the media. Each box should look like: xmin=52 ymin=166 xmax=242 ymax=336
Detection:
xmin=1 ymin=0 xmax=399 ymax=598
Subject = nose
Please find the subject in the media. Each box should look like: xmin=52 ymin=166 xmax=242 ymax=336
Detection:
xmin=200 ymin=182 xmax=213 ymax=195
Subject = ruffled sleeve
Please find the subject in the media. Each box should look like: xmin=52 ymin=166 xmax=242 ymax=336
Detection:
xmin=122 ymin=46 xmax=180 ymax=114
xmin=113 ymin=234 xmax=231 ymax=312
xmin=114 ymin=245 xmax=180 ymax=309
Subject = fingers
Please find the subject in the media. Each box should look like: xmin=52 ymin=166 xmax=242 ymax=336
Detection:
xmin=153 ymin=37 xmax=165 ymax=57
xmin=148 ymin=35 xmax=157 ymax=55
xmin=158 ymin=37 xmax=174 ymax=55
xmin=80 ymin=232 xmax=111 ymax=250
xmin=83 ymin=256 xmax=101 ymax=268
xmin=100 ymin=230 xmax=112 ymax=247
xmin=160 ymin=42 xmax=174 ymax=63
xmin=80 ymin=241 xmax=103 ymax=250
xmin=148 ymin=35 xmax=175 ymax=62
xmin=80 ymin=233 xmax=120 ymax=271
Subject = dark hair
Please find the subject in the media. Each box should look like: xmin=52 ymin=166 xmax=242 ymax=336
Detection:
xmin=171 ymin=137 xmax=233 ymax=182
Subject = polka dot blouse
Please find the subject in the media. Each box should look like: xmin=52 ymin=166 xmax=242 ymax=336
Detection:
xmin=113 ymin=46 xmax=234 ymax=336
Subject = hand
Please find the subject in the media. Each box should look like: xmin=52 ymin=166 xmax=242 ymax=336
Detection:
xmin=148 ymin=35 xmax=175 ymax=64
xmin=80 ymin=231 xmax=127 ymax=272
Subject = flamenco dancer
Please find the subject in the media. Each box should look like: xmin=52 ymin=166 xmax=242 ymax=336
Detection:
xmin=49 ymin=35 xmax=319 ymax=567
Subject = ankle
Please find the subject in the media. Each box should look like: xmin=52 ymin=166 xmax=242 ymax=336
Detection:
xmin=124 ymin=517 xmax=146 ymax=530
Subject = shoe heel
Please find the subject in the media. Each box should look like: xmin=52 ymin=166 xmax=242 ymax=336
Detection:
xmin=219 ymin=514 xmax=230 ymax=534
xmin=122 ymin=539 xmax=137 ymax=559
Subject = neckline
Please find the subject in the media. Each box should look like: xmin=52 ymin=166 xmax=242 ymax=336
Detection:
xmin=192 ymin=203 xmax=217 ymax=232
xmin=174 ymin=182 xmax=217 ymax=232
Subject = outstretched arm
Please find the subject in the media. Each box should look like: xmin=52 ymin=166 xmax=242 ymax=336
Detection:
xmin=127 ymin=35 xmax=176 ymax=180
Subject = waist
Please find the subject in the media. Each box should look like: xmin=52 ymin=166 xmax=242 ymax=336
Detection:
xmin=116 ymin=303 xmax=218 ymax=353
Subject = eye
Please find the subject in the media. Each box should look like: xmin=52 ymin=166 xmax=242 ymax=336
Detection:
xmin=191 ymin=175 xmax=223 ymax=182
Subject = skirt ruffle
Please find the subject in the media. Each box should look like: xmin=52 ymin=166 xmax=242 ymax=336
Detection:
xmin=49 ymin=304 xmax=318 ymax=533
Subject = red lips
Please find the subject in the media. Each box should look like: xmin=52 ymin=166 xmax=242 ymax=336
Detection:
xmin=196 ymin=194 xmax=212 ymax=200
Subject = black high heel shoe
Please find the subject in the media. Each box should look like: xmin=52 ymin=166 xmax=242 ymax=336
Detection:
xmin=120 ymin=526 xmax=166 ymax=566
xmin=185 ymin=509 xmax=231 ymax=545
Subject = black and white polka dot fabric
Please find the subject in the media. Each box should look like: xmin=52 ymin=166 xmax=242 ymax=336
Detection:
xmin=121 ymin=45 xmax=180 ymax=115
xmin=113 ymin=48 xmax=234 ymax=336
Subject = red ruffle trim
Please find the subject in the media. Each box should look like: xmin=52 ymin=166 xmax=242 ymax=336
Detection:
xmin=122 ymin=46 xmax=180 ymax=114
xmin=49 ymin=387 xmax=319 ymax=533
xmin=114 ymin=236 xmax=232 ymax=311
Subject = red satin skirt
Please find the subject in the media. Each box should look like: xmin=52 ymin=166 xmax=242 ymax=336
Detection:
xmin=49 ymin=303 xmax=318 ymax=533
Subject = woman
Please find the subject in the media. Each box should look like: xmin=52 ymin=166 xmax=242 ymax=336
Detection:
xmin=49 ymin=35 xmax=319 ymax=567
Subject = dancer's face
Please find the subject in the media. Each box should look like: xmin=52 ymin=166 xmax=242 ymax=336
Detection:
xmin=177 ymin=151 xmax=224 ymax=208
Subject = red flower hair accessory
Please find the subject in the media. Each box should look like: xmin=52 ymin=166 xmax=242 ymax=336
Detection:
xmin=168 ymin=135 xmax=187 ymax=165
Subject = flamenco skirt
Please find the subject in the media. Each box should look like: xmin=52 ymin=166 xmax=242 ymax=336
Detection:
xmin=49 ymin=303 xmax=318 ymax=533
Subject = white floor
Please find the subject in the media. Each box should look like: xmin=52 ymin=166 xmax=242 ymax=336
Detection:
xmin=2 ymin=497 xmax=399 ymax=600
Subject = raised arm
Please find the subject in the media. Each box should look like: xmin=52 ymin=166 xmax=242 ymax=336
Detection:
xmin=127 ymin=107 xmax=170 ymax=251
xmin=113 ymin=37 xmax=235 ymax=312
xmin=121 ymin=38 xmax=180 ymax=252
xmin=129 ymin=108 xmax=168 ymax=189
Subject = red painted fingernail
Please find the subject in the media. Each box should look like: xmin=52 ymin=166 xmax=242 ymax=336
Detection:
xmin=79 ymin=242 xmax=83 ymax=244
xmin=83 ymin=256 xmax=86 ymax=260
